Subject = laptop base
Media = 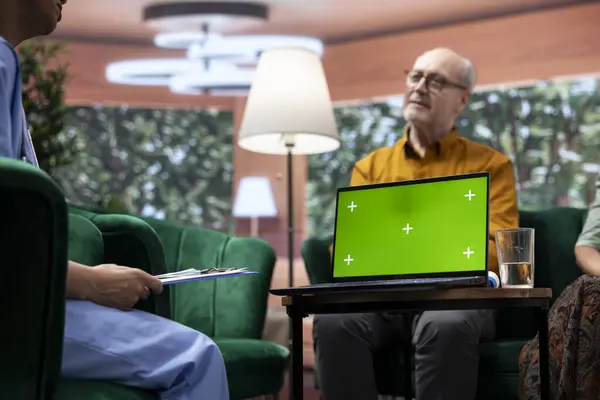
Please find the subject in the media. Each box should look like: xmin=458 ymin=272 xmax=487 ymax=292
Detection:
xmin=270 ymin=275 xmax=486 ymax=296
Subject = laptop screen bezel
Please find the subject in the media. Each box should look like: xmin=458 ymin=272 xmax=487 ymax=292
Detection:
xmin=330 ymin=172 xmax=490 ymax=283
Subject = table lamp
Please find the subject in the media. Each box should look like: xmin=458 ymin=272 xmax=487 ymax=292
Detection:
xmin=237 ymin=47 xmax=340 ymax=289
xmin=232 ymin=176 xmax=278 ymax=237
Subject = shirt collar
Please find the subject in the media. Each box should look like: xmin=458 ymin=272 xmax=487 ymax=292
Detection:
xmin=398 ymin=124 xmax=458 ymax=159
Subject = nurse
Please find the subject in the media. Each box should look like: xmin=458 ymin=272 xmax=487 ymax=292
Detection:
xmin=0 ymin=1 xmax=229 ymax=399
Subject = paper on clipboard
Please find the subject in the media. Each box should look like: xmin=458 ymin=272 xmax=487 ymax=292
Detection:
xmin=155 ymin=268 xmax=258 ymax=285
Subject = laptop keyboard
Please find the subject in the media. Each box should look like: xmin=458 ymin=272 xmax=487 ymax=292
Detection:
xmin=311 ymin=276 xmax=473 ymax=289
xmin=270 ymin=275 xmax=485 ymax=296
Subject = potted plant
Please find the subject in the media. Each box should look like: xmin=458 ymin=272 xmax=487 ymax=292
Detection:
xmin=19 ymin=40 xmax=78 ymax=176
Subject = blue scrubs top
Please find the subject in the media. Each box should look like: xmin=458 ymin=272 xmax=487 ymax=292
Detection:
xmin=0 ymin=36 xmax=38 ymax=166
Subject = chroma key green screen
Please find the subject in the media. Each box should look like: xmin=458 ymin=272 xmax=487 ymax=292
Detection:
xmin=332 ymin=174 xmax=489 ymax=278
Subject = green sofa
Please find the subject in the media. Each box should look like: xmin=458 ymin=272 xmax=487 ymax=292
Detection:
xmin=0 ymin=159 xmax=69 ymax=400
xmin=56 ymin=205 xmax=290 ymax=400
xmin=301 ymin=208 xmax=587 ymax=399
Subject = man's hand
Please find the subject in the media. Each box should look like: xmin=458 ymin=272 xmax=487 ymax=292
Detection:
xmin=85 ymin=264 xmax=164 ymax=311
xmin=67 ymin=261 xmax=163 ymax=311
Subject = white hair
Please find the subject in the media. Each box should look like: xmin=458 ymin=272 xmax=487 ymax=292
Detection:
xmin=459 ymin=57 xmax=477 ymax=91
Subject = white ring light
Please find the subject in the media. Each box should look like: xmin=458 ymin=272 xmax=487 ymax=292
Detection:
xmin=186 ymin=39 xmax=252 ymax=62
xmin=106 ymin=33 xmax=324 ymax=96
xmin=226 ymin=35 xmax=324 ymax=56
xmin=169 ymin=63 xmax=255 ymax=96
xmin=106 ymin=59 xmax=192 ymax=86
xmin=154 ymin=32 xmax=218 ymax=49
xmin=156 ymin=32 xmax=324 ymax=58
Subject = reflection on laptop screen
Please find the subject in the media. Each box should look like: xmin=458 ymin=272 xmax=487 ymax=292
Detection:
xmin=332 ymin=174 xmax=489 ymax=279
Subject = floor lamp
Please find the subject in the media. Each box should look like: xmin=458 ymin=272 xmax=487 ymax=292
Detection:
xmin=232 ymin=176 xmax=278 ymax=237
xmin=237 ymin=47 xmax=340 ymax=386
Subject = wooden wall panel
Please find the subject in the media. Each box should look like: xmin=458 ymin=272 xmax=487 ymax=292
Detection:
xmin=61 ymin=42 xmax=235 ymax=110
xmin=323 ymin=2 xmax=600 ymax=101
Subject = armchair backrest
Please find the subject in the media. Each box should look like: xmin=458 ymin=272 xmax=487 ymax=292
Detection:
xmin=139 ymin=216 xmax=277 ymax=339
xmin=0 ymin=159 xmax=68 ymax=399
xmin=497 ymin=208 xmax=586 ymax=338
xmin=68 ymin=206 xmax=171 ymax=319
xmin=68 ymin=203 xmax=277 ymax=339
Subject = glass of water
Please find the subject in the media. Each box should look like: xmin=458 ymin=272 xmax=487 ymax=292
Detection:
xmin=495 ymin=228 xmax=535 ymax=288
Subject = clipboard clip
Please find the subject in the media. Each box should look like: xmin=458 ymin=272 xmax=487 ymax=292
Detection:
xmin=200 ymin=267 xmax=235 ymax=274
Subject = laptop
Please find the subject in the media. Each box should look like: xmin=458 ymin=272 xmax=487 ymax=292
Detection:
xmin=270 ymin=172 xmax=490 ymax=296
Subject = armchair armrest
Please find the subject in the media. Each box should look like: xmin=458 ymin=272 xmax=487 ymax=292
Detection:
xmin=214 ymin=236 xmax=277 ymax=339
xmin=67 ymin=214 xmax=104 ymax=267
xmin=85 ymin=213 xmax=171 ymax=319
xmin=301 ymin=236 xmax=334 ymax=284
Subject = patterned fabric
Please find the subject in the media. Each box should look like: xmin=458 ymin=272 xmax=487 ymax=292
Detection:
xmin=518 ymin=275 xmax=600 ymax=399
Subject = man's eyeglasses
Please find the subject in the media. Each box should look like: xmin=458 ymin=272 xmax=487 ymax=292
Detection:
xmin=404 ymin=70 xmax=468 ymax=94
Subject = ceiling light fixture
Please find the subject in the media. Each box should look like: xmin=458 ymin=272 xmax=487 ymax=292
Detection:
xmin=106 ymin=59 xmax=192 ymax=86
xmin=105 ymin=32 xmax=324 ymax=96
xmin=156 ymin=32 xmax=324 ymax=61
xmin=105 ymin=0 xmax=324 ymax=96
xmin=169 ymin=63 xmax=255 ymax=96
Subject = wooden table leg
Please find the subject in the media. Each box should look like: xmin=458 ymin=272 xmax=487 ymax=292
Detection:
xmin=536 ymin=307 xmax=550 ymax=400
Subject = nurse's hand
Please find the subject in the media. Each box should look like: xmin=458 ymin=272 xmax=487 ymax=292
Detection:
xmin=78 ymin=263 xmax=163 ymax=311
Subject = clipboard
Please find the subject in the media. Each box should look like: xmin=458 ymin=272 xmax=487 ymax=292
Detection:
xmin=156 ymin=268 xmax=258 ymax=285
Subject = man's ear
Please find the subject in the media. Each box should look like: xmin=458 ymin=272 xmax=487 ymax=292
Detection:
xmin=457 ymin=91 xmax=470 ymax=113
xmin=462 ymin=90 xmax=471 ymax=106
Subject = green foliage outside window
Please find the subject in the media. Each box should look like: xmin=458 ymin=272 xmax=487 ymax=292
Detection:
xmin=55 ymin=105 xmax=234 ymax=230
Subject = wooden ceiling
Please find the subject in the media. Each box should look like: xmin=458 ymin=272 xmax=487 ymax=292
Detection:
xmin=53 ymin=0 xmax=577 ymax=44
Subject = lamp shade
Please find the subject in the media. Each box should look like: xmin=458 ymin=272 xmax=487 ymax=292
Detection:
xmin=232 ymin=176 xmax=278 ymax=218
xmin=237 ymin=47 xmax=340 ymax=155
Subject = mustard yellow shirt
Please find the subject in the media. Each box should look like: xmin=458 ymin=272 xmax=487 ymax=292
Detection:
xmin=330 ymin=126 xmax=519 ymax=275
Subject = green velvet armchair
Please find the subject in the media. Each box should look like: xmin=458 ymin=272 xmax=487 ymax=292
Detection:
xmin=61 ymin=205 xmax=289 ymax=399
xmin=0 ymin=159 xmax=69 ymax=400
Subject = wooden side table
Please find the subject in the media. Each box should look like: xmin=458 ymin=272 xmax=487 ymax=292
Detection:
xmin=282 ymin=287 xmax=552 ymax=400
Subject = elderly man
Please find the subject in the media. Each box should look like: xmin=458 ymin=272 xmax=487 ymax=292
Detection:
xmin=0 ymin=0 xmax=229 ymax=399
xmin=314 ymin=48 xmax=519 ymax=400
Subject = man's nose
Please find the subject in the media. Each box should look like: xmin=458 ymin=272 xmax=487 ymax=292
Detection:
xmin=414 ymin=77 xmax=428 ymax=93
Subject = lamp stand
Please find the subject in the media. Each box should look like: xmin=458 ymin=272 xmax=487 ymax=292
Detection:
xmin=250 ymin=216 xmax=259 ymax=237
xmin=285 ymin=137 xmax=296 ymax=399
xmin=286 ymin=143 xmax=294 ymax=289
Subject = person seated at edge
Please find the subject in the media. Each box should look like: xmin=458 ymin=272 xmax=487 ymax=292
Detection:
xmin=0 ymin=1 xmax=229 ymax=399
xmin=519 ymin=173 xmax=600 ymax=399
xmin=314 ymin=47 xmax=519 ymax=400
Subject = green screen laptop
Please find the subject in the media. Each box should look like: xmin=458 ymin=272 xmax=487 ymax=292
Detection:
xmin=271 ymin=172 xmax=490 ymax=295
